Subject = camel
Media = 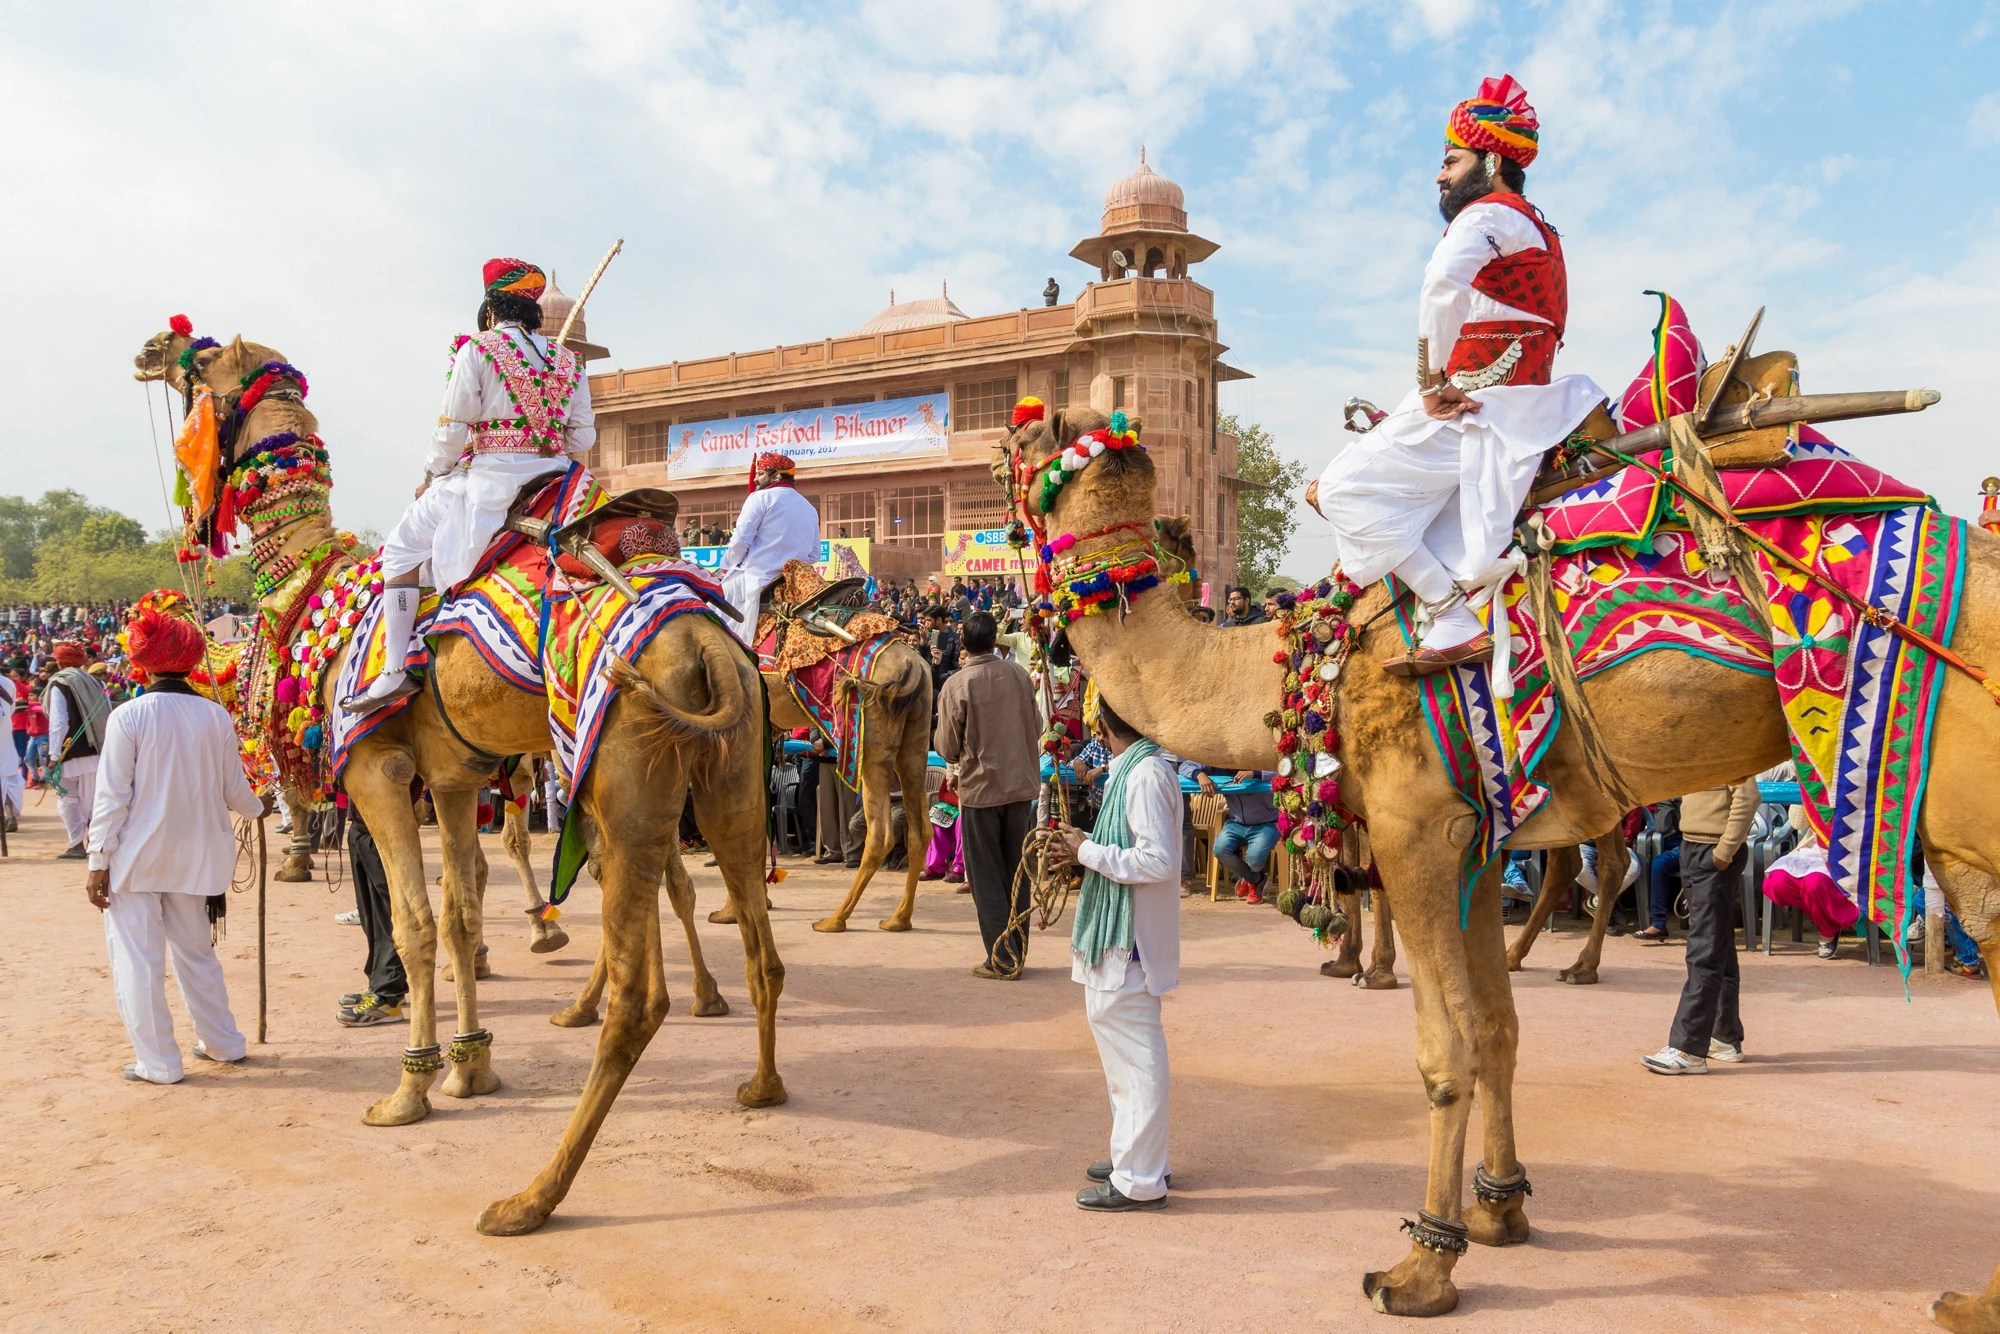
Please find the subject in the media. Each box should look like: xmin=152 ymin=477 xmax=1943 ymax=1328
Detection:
xmin=765 ymin=645 xmax=933 ymax=934
xmin=1502 ymin=832 xmax=1633 ymax=984
xmin=134 ymin=329 xmax=785 ymax=1236
xmin=1001 ymin=404 xmax=2000 ymax=1326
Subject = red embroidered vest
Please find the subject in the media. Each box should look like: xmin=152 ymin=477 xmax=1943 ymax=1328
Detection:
xmin=1443 ymin=193 xmax=1567 ymax=388
xmin=462 ymin=329 xmax=581 ymax=462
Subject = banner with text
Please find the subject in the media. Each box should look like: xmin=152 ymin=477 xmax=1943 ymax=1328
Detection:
xmin=681 ymin=539 xmax=874 ymax=581
xmin=665 ymin=394 xmax=949 ymax=480
xmin=939 ymin=529 xmax=1036 ymax=579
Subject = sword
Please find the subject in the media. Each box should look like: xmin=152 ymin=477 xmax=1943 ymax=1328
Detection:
xmin=502 ymin=512 xmax=745 ymax=622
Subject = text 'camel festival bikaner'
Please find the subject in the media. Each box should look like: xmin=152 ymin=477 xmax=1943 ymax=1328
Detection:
xmin=12 ymin=9 xmax=2000 ymax=1332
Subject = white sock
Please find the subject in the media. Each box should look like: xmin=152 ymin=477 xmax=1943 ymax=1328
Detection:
xmin=1419 ymin=603 xmax=1485 ymax=649
xmin=346 ymin=587 xmax=419 ymax=706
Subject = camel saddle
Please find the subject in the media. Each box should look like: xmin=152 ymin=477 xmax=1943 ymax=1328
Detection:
xmin=493 ymin=476 xmax=681 ymax=586
xmin=755 ymin=559 xmax=899 ymax=676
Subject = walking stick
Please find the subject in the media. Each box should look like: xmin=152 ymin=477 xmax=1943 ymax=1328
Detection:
xmin=256 ymin=815 xmax=268 ymax=1044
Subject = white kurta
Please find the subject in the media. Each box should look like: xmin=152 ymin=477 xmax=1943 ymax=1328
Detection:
xmin=0 ymin=674 xmax=19 ymax=818
xmin=1318 ymin=199 xmax=1606 ymax=588
xmin=46 ymin=678 xmax=101 ymax=845
xmin=1072 ymin=748 xmax=1183 ymax=1203
xmin=380 ymin=322 xmax=597 ymax=592
xmin=88 ymin=690 xmax=265 ymax=896
xmin=719 ymin=485 xmax=822 ymax=644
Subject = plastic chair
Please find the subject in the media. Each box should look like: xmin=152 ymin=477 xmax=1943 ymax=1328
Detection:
xmin=770 ymin=761 xmax=803 ymax=854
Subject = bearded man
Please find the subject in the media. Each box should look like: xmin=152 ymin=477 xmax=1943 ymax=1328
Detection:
xmin=344 ymin=259 xmax=596 ymax=713
xmin=1316 ymin=75 xmax=1606 ymax=675
xmin=718 ymin=452 xmax=821 ymax=645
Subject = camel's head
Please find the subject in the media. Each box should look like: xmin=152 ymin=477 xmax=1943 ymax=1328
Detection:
xmin=1001 ymin=406 xmax=1154 ymax=542
xmin=133 ymin=322 xmax=286 ymax=398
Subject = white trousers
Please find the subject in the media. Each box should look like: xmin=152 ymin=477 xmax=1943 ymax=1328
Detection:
xmin=1083 ymin=956 xmax=1171 ymax=1201
xmin=58 ymin=763 xmax=97 ymax=846
xmin=0 ymin=730 xmax=21 ymax=817
xmin=103 ymin=890 xmax=246 ymax=1083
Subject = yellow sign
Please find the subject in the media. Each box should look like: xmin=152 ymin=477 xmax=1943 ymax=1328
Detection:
xmin=817 ymin=538 xmax=871 ymax=580
xmin=939 ymin=529 xmax=1035 ymax=579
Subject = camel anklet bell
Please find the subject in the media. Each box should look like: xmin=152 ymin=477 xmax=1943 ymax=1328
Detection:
xmin=1401 ymin=1211 xmax=1471 ymax=1256
xmin=1472 ymin=1164 xmax=1533 ymax=1204
xmin=402 ymin=1044 xmax=445 ymax=1075
xmin=447 ymin=1029 xmax=494 ymax=1064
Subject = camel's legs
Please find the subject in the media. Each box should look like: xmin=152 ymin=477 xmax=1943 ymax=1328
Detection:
xmin=1358 ymin=838 xmax=1484 ymax=1318
xmin=478 ymin=821 xmax=670 ymax=1236
xmin=349 ymin=753 xmax=442 ymax=1127
xmin=665 ymin=842 xmax=729 ymax=1015
xmin=432 ymin=788 xmax=500 ymax=1099
xmin=1463 ymin=865 xmax=1532 ymax=1248
xmin=1504 ymin=845 xmax=1577 ymax=971
xmin=503 ymin=775 xmax=569 ymax=954
xmin=1324 ymin=892 xmax=1364 ymax=978
xmin=813 ymin=766 xmax=896 ymax=934
xmin=273 ymin=782 xmax=317 ymax=882
xmin=878 ymin=730 xmax=930 ymax=932
xmin=1555 ymin=834 xmax=1629 ymax=985
xmin=551 ymin=945 xmax=608 ymax=1028
xmin=1357 ymin=888 xmax=1399 ymax=989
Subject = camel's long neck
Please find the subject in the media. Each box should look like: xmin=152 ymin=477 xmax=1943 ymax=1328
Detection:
xmin=1064 ymin=588 xmax=1284 ymax=770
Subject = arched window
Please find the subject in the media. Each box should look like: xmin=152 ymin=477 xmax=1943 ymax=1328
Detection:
xmin=1143 ymin=247 xmax=1165 ymax=277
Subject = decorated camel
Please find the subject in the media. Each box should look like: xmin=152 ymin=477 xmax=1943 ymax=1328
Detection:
xmin=1501 ymin=832 xmax=1631 ymax=984
xmin=134 ymin=325 xmax=784 ymax=1239
xmin=999 ymin=398 xmax=2000 ymax=1328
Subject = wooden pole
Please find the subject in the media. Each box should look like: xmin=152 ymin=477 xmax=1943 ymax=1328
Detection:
xmin=555 ymin=238 xmax=624 ymax=351
xmin=256 ymin=816 xmax=268 ymax=1044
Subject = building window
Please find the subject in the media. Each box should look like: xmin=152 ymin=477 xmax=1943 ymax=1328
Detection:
xmin=783 ymin=401 xmax=824 ymax=412
xmin=832 ymin=393 xmax=876 ymax=405
xmin=734 ymin=405 xmax=774 ymax=418
xmin=882 ymin=485 xmax=944 ymax=548
xmin=1054 ymin=365 xmax=1069 ymax=408
xmin=1113 ymin=376 xmax=1127 ymax=411
xmin=680 ymin=494 xmax=740 ymax=546
xmin=1184 ymin=380 xmax=1194 ymax=416
xmin=625 ymin=420 xmax=671 ymax=466
xmin=821 ymin=490 xmax=877 ymax=541
xmin=949 ymin=480 xmax=1009 ymax=531
xmin=953 ymin=377 xmax=1018 ymax=431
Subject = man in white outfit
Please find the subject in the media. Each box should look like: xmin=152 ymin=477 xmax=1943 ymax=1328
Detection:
xmin=87 ymin=602 xmax=268 ymax=1084
xmin=1050 ymin=697 xmax=1182 ymax=1211
xmin=0 ymin=668 xmax=20 ymax=834
xmin=344 ymin=258 xmax=596 ymax=712
xmin=45 ymin=641 xmax=109 ymax=858
xmin=1315 ymin=74 xmax=1606 ymax=676
xmin=719 ymin=451 xmax=822 ymax=645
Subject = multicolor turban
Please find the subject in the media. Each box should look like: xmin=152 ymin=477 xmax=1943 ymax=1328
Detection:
xmin=1617 ymin=290 xmax=1705 ymax=429
xmin=1446 ymin=74 xmax=1540 ymax=168
xmin=482 ymin=257 xmax=547 ymax=301
xmin=748 ymin=452 xmax=797 ymax=491
xmin=126 ymin=602 xmax=206 ymax=675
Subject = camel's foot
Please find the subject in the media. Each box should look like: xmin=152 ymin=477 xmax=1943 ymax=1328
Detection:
xmin=439 ymin=1034 xmax=501 ymax=1099
xmin=708 ymin=908 xmax=737 ymax=925
xmin=362 ymin=1071 xmax=435 ymax=1127
xmin=1557 ymin=964 xmax=1601 ymax=986
xmin=475 ymin=1190 xmax=555 ymax=1237
xmin=528 ymin=919 xmax=570 ymax=954
xmin=440 ymin=952 xmax=491 ymax=984
xmin=1503 ymin=948 xmax=1528 ymax=973
xmin=273 ymin=853 xmax=315 ymax=884
xmin=688 ymin=992 xmax=730 ymax=1018
xmin=549 ymin=1003 xmax=600 ymax=1028
xmin=878 ymin=915 xmax=913 ymax=932
xmin=1465 ymin=1190 xmax=1532 ymax=1247
xmin=1362 ymin=1236 xmax=1461 ymax=1317
xmin=812 ymin=916 xmax=848 ymax=934
xmin=737 ymin=1073 xmax=788 ymax=1108
xmin=1322 ymin=955 xmax=1362 ymax=979
xmin=1354 ymin=967 xmax=1399 ymax=991
xmin=1931 ymin=1288 xmax=2000 ymax=1334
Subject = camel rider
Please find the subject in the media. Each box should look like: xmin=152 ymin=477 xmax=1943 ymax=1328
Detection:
xmin=344 ymin=258 xmax=596 ymax=713
xmin=1315 ymin=75 xmax=1606 ymax=676
xmin=718 ymin=452 xmax=821 ymax=645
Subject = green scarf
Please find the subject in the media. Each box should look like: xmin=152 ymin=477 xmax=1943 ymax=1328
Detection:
xmin=1070 ymin=737 xmax=1161 ymax=966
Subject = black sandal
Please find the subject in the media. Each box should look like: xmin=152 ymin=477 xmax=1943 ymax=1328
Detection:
xmin=1633 ymin=926 xmax=1668 ymax=943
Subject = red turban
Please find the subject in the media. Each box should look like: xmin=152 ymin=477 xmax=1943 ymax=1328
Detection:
xmin=1446 ymin=74 xmax=1540 ymax=168
xmin=748 ymin=451 xmax=797 ymax=492
xmin=127 ymin=605 xmax=206 ymax=675
xmin=51 ymin=641 xmax=88 ymax=669
xmin=482 ymin=258 xmax=546 ymax=301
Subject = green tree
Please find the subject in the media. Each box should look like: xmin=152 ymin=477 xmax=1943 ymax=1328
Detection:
xmin=77 ymin=513 xmax=149 ymax=553
xmin=0 ymin=490 xmax=254 ymax=604
xmin=1221 ymin=413 xmax=1304 ymax=594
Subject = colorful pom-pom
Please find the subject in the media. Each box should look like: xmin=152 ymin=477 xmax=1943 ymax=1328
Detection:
xmin=169 ymin=314 xmax=193 ymax=337
xmin=1011 ymin=396 xmax=1046 ymax=427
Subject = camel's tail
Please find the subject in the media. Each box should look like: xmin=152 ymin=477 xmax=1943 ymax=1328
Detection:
xmin=607 ymin=632 xmax=754 ymax=780
xmin=837 ymin=646 xmax=927 ymax=718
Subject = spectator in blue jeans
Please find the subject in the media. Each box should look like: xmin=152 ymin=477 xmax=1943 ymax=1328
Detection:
xmin=1199 ymin=769 xmax=1278 ymax=904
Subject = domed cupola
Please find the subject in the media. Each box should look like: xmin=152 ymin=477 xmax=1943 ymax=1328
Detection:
xmin=1070 ymin=149 xmax=1218 ymax=282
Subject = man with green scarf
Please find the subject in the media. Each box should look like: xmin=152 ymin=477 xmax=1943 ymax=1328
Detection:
xmin=1049 ymin=697 xmax=1183 ymax=1212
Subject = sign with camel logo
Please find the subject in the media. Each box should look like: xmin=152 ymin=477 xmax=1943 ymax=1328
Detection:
xmin=938 ymin=528 xmax=1035 ymax=578
xmin=666 ymin=394 xmax=949 ymax=479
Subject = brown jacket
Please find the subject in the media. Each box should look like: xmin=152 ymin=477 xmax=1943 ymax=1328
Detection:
xmin=934 ymin=651 xmax=1041 ymax=808
xmin=1679 ymin=780 xmax=1762 ymax=863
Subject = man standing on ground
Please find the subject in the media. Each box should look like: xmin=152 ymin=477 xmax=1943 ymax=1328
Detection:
xmin=337 ymin=798 xmax=407 ymax=1027
xmin=45 ymin=641 xmax=110 ymax=859
xmin=0 ymin=664 xmax=19 ymax=833
xmin=87 ymin=601 xmax=267 ymax=1084
xmin=1642 ymin=778 xmax=1760 ymax=1075
xmin=1049 ymin=698 xmax=1182 ymax=1211
xmin=936 ymin=610 xmax=1040 ymax=978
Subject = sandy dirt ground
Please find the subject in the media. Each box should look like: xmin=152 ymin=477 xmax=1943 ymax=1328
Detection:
xmin=4 ymin=794 xmax=1998 ymax=1334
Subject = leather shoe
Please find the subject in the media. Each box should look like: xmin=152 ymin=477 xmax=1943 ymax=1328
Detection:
xmin=1075 ymin=1181 xmax=1166 ymax=1212
xmin=1087 ymin=1161 xmax=1170 ymax=1188
xmin=1382 ymin=632 xmax=1493 ymax=678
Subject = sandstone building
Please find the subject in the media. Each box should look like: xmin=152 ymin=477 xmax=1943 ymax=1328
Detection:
xmin=582 ymin=153 xmax=1250 ymax=592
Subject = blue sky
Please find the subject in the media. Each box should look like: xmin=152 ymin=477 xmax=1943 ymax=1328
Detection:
xmin=9 ymin=0 xmax=1999 ymax=580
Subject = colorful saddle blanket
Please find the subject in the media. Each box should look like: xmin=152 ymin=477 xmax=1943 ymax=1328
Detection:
xmin=1411 ymin=433 xmax=1965 ymax=971
xmin=768 ymin=634 xmax=895 ymax=792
